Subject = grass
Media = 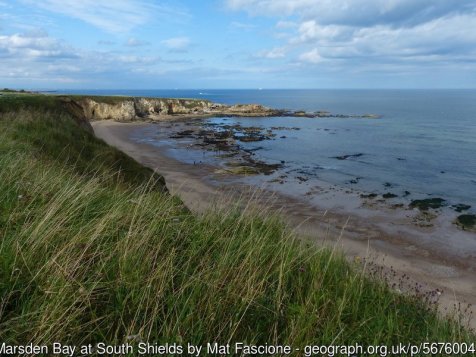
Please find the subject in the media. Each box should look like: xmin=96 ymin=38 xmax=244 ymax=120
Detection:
xmin=0 ymin=95 xmax=474 ymax=351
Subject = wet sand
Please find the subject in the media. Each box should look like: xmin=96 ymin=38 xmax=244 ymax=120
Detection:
xmin=93 ymin=119 xmax=476 ymax=330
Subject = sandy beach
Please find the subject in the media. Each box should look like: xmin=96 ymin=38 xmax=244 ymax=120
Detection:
xmin=93 ymin=119 xmax=476 ymax=329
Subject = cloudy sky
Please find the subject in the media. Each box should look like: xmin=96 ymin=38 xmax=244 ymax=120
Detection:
xmin=1 ymin=0 xmax=475 ymax=89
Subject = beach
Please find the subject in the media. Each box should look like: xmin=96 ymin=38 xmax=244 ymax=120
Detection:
xmin=93 ymin=119 xmax=476 ymax=329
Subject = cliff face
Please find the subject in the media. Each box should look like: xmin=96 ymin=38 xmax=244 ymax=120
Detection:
xmin=60 ymin=96 xmax=278 ymax=122
xmin=78 ymin=98 xmax=214 ymax=121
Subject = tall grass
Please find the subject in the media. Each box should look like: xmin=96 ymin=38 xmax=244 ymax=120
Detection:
xmin=0 ymin=99 xmax=473 ymax=350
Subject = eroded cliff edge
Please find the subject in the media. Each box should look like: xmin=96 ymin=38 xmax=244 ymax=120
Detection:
xmin=60 ymin=96 xmax=280 ymax=123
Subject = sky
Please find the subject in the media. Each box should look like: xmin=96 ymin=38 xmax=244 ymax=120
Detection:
xmin=0 ymin=0 xmax=475 ymax=89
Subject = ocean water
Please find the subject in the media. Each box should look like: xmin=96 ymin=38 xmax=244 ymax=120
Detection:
xmin=60 ymin=89 xmax=476 ymax=208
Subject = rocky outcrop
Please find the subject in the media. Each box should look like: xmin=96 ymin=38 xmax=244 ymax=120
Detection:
xmin=59 ymin=95 xmax=379 ymax=123
xmin=134 ymin=98 xmax=214 ymax=117
xmin=83 ymin=99 xmax=136 ymax=121
xmin=60 ymin=96 xmax=279 ymax=122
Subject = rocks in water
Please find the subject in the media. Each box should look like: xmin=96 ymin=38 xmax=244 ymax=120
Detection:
xmin=455 ymin=214 xmax=476 ymax=231
xmin=382 ymin=193 xmax=398 ymax=199
xmin=451 ymin=204 xmax=471 ymax=213
xmin=360 ymin=193 xmax=378 ymax=199
xmin=270 ymin=126 xmax=300 ymax=131
xmin=234 ymin=135 xmax=266 ymax=142
xmin=409 ymin=198 xmax=447 ymax=211
xmin=248 ymin=160 xmax=282 ymax=175
xmin=225 ymin=103 xmax=279 ymax=116
xmin=412 ymin=211 xmax=437 ymax=227
xmin=216 ymin=166 xmax=259 ymax=175
xmin=234 ymin=130 xmax=277 ymax=142
xmin=172 ymin=121 xmax=284 ymax=176
xmin=293 ymin=111 xmax=381 ymax=119
xmin=223 ymin=159 xmax=282 ymax=176
xmin=383 ymin=182 xmax=393 ymax=188
xmin=169 ymin=130 xmax=195 ymax=138
xmin=348 ymin=177 xmax=362 ymax=184
xmin=213 ymin=130 xmax=234 ymax=139
xmin=403 ymin=190 xmax=411 ymax=197
xmin=198 ymin=123 xmax=276 ymax=143
xmin=333 ymin=153 xmax=364 ymax=160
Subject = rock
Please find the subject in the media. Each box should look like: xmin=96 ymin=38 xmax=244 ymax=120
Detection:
xmin=69 ymin=97 xmax=215 ymax=121
xmin=451 ymin=204 xmax=471 ymax=213
xmin=83 ymin=98 xmax=136 ymax=121
xmin=360 ymin=193 xmax=378 ymax=199
xmin=455 ymin=214 xmax=476 ymax=231
xmin=409 ymin=198 xmax=447 ymax=211
xmin=62 ymin=95 xmax=381 ymax=123
xmin=333 ymin=153 xmax=364 ymax=160
xmin=216 ymin=166 xmax=259 ymax=175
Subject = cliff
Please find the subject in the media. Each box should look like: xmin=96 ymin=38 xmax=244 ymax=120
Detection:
xmin=59 ymin=96 xmax=280 ymax=122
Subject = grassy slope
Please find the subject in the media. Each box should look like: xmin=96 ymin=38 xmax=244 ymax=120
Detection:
xmin=0 ymin=94 xmax=473 ymax=349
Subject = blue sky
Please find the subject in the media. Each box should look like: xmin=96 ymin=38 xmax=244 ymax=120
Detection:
xmin=1 ymin=0 xmax=475 ymax=89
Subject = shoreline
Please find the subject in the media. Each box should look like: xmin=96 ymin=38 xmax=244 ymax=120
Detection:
xmin=92 ymin=119 xmax=476 ymax=329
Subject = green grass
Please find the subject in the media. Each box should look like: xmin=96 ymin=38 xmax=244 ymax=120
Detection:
xmin=0 ymin=96 xmax=473 ymax=351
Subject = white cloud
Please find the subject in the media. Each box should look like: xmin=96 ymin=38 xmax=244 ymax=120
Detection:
xmin=296 ymin=20 xmax=354 ymax=44
xmin=21 ymin=0 xmax=189 ymax=33
xmin=161 ymin=36 xmax=191 ymax=52
xmin=116 ymin=55 xmax=159 ymax=64
xmin=227 ymin=0 xmax=476 ymax=68
xmin=230 ymin=21 xmax=256 ymax=30
xmin=0 ymin=32 xmax=75 ymax=59
xmin=125 ymin=37 xmax=149 ymax=47
xmin=319 ymin=14 xmax=476 ymax=60
xmin=227 ymin=0 xmax=316 ymax=16
xmin=98 ymin=40 xmax=115 ymax=46
xmin=0 ymin=30 xmax=165 ymax=86
xmin=226 ymin=0 xmax=475 ymax=27
xmin=276 ymin=21 xmax=297 ymax=29
xmin=299 ymin=48 xmax=322 ymax=64
xmin=257 ymin=47 xmax=287 ymax=59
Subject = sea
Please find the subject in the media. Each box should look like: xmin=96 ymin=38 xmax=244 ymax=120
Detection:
xmin=58 ymin=89 xmax=476 ymax=210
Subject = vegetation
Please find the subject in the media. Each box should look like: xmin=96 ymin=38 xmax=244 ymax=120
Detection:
xmin=1 ymin=88 xmax=28 ymax=93
xmin=0 ymin=94 xmax=473 ymax=352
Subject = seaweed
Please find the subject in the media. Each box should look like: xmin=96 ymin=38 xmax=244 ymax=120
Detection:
xmin=451 ymin=204 xmax=471 ymax=213
xmin=455 ymin=214 xmax=476 ymax=230
xmin=409 ymin=198 xmax=447 ymax=211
